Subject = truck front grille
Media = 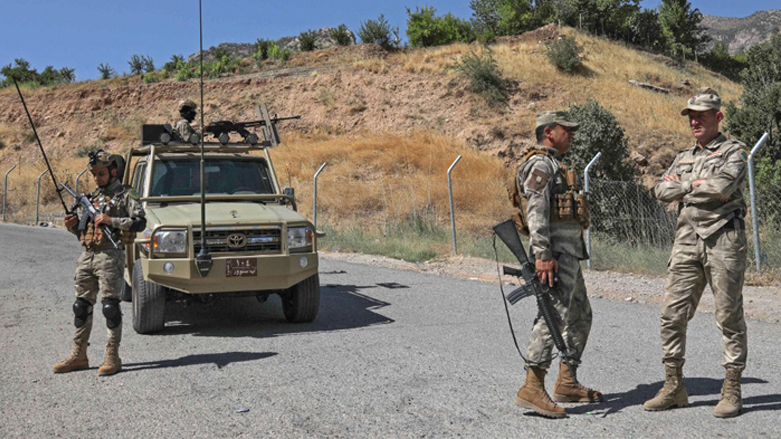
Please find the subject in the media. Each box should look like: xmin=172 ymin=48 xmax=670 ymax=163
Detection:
xmin=193 ymin=227 xmax=282 ymax=254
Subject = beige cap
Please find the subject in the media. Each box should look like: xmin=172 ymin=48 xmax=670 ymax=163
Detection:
xmin=681 ymin=87 xmax=721 ymax=115
xmin=535 ymin=110 xmax=580 ymax=131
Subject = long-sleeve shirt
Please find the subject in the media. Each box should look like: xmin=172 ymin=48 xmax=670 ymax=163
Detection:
xmin=654 ymin=133 xmax=748 ymax=244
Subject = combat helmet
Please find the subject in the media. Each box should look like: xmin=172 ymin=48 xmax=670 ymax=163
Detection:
xmin=178 ymin=99 xmax=197 ymax=112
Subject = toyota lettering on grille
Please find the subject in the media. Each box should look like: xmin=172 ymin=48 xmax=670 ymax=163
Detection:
xmin=226 ymin=233 xmax=247 ymax=249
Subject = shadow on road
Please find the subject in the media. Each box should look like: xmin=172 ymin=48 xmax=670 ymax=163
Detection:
xmin=157 ymin=282 xmax=396 ymax=338
xmin=122 ymin=351 xmax=277 ymax=372
xmin=567 ymin=376 xmax=774 ymax=416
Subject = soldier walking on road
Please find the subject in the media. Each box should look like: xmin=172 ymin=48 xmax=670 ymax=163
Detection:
xmin=644 ymin=88 xmax=749 ymax=418
xmin=174 ymin=99 xmax=199 ymax=143
xmin=510 ymin=111 xmax=603 ymax=419
xmin=53 ymin=150 xmax=146 ymax=376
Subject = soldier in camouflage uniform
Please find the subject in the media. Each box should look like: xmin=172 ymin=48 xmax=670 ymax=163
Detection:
xmin=511 ymin=111 xmax=603 ymax=419
xmin=173 ymin=99 xmax=199 ymax=143
xmin=53 ymin=150 xmax=146 ymax=376
xmin=644 ymin=88 xmax=749 ymax=418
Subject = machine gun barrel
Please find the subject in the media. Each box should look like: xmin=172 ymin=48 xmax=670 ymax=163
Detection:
xmin=493 ymin=219 xmax=578 ymax=384
xmin=60 ymin=183 xmax=120 ymax=249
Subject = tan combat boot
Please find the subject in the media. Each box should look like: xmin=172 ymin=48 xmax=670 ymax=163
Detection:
xmin=514 ymin=366 xmax=567 ymax=419
xmin=643 ymin=364 xmax=688 ymax=411
xmin=713 ymin=369 xmax=742 ymax=418
xmin=97 ymin=342 xmax=122 ymax=376
xmin=552 ymin=362 xmax=605 ymax=403
xmin=52 ymin=341 xmax=89 ymax=374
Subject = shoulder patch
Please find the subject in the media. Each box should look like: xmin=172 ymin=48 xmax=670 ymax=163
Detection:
xmin=528 ymin=168 xmax=550 ymax=192
xmin=738 ymin=148 xmax=749 ymax=162
xmin=127 ymin=188 xmax=140 ymax=200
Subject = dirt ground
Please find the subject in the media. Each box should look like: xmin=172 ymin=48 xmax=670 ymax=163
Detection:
xmin=321 ymin=250 xmax=781 ymax=324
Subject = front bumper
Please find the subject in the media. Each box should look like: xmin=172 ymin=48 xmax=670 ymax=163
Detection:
xmin=141 ymin=252 xmax=318 ymax=294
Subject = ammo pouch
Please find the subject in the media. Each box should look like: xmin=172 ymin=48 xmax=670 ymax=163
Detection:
xmin=80 ymin=221 xmax=105 ymax=247
xmin=120 ymin=230 xmax=136 ymax=246
xmin=550 ymin=190 xmax=590 ymax=229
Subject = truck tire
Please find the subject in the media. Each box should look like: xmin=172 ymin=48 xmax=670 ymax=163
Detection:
xmin=120 ymin=280 xmax=132 ymax=302
xmin=282 ymin=273 xmax=320 ymax=323
xmin=132 ymin=260 xmax=166 ymax=334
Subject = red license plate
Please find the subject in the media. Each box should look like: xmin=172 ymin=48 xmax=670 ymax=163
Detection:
xmin=226 ymin=258 xmax=257 ymax=277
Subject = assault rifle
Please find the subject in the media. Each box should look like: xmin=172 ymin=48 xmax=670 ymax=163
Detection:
xmin=204 ymin=115 xmax=301 ymax=145
xmin=493 ymin=219 xmax=579 ymax=384
xmin=60 ymin=183 xmax=120 ymax=249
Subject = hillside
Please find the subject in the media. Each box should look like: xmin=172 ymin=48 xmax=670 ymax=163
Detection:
xmin=702 ymin=10 xmax=781 ymax=54
xmin=0 ymin=26 xmax=742 ymax=237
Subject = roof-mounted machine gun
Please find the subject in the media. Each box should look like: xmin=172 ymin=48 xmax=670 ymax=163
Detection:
xmin=205 ymin=104 xmax=300 ymax=146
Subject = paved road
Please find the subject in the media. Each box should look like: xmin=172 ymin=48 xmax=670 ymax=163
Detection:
xmin=1 ymin=223 xmax=779 ymax=438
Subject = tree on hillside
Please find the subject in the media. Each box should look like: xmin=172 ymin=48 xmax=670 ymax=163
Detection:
xmin=128 ymin=55 xmax=144 ymax=75
xmin=657 ymin=0 xmax=709 ymax=59
xmin=358 ymin=14 xmax=398 ymax=50
xmin=1 ymin=58 xmax=37 ymax=84
xmin=724 ymin=34 xmax=781 ymax=164
xmin=97 ymin=63 xmax=116 ymax=79
xmin=406 ymin=6 xmax=475 ymax=47
xmin=469 ymin=0 xmax=537 ymax=40
xmin=628 ymin=8 xmax=663 ymax=51
xmin=1 ymin=58 xmax=74 ymax=87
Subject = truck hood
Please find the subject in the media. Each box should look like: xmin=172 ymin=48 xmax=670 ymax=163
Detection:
xmin=145 ymin=202 xmax=310 ymax=228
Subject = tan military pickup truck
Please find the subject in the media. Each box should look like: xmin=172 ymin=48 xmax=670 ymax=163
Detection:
xmin=121 ymin=105 xmax=319 ymax=334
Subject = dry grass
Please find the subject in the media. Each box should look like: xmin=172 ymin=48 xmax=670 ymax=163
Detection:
xmin=352 ymin=58 xmax=389 ymax=74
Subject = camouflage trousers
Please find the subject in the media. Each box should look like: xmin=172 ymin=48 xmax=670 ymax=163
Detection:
xmin=526 ymin=252 xmax=592 ymax=369
xmin=661 ymin=225 xmax=748 ymax=371
xmin=72 ymin=249 xmax=125 ymax=346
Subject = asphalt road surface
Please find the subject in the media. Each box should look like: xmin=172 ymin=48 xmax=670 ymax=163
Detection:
xmin=1 ymin=223 xmax=780 ymax=438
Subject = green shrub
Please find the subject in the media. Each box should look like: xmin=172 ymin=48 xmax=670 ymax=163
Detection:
xmin=127 ymin=55 xmax=144 ymax=75
xmin=97 ymin=63 xmax=115 ymax=80
xmin=451 ymin=48 xmax=507 ymax=106
xmin=0 ymin=58 xmax=75 ymax=88
xmin=299 ymin=30 xmax=318 ymax=51
xmin=329 ymin=24 xmax=353 ymax=46
xmin=358 ymin=14 xmax=397 ymax=50
xmin=268 ymin=43 xmax=292 ymax=63
xmin=143 ymin=72 xmax=159 ymax=84
xmin=176 ymin=67 xmax=193 ymax=81
xmin=254 ymin=39 xmax=273 ymax=60
xmin=545 ymin=36 xmax=582 ymax=73
xmin=406 ymin=6 xmax=475 ymax=47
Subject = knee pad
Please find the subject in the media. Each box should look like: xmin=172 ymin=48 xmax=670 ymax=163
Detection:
xmin=102 ymin=298 xmax=122 ymax=329
xmin=73 ymin=298 xmax=93 ymax=327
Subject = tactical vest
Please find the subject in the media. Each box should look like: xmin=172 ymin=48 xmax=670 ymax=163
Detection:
xmin=79 ymin=189 xmax=135 ymax=249
xmin=508 ymin=149 xmax=590 ymax=236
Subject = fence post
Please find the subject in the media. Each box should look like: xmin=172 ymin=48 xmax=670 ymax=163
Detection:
xmin=583 ymin=152 xmax=602 ymax=269
xmin=75 ymin=167 xmax=88 ymax=194
xmin=748 ymin=132 xmax=770 ymax=274
xmin=3 ymin=164 xmax=18 ymax=222
xmin=447 ymin=155 xmax=463 ymax=255
xmin=312 ymin=162 xmax=327 ymax=230
xmin=35 ymin=168 xmax=48 ymax=225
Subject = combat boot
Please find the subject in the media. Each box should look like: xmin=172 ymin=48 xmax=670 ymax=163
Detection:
xmin=52 ymin=341 xmax=89 ymax=374
xmin=514 ymin=366 xmax=567 ymax=419
xmin=713 ymin=368 xmax=742 ymax=418
xmin=552 ymin=362 xmax=604 ymax=403
xmin=643 ymin=364 xmax=688 ymax=411
xmin=97 ymin=342 xmax=122 ymax=376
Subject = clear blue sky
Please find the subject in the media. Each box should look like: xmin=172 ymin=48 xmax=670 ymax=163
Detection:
xmin=2 ymin=0 xmax=777 ymax=81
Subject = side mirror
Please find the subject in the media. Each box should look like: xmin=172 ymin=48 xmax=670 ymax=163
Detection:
xmin=283 ymin=187 xmax=297 ymax=211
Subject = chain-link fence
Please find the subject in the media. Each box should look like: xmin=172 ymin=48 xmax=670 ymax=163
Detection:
xmin=587 ymin=179 xmax=781 ymax=278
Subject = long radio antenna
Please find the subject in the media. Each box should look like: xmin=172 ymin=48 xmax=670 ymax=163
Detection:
xmin=194 ymin=0 xmax=213 ymax=276
xmin=13 ymin=78 xmax=69 ymax=214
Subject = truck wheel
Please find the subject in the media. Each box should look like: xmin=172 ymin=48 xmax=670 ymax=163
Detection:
xmin=132 ymin=260 xmax=166 ymax=334
xmin=120 ymin=280 xmax=132 ymax=302
xmin=282 ymin=274 xmax=320 ymax=323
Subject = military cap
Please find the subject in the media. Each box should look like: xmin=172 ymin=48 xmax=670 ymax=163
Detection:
xmin=535 ymin=111 xmax=580 ymax=131
xmin=178 ymin=99 xmax=197 ymax=112
xmin=681 ymin=87 xmax=721 ymax=115
xmin=88 ymin=150 xmax=117 ymax=168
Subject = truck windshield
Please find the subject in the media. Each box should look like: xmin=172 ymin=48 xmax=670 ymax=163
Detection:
xmin=149 ymin=158 xmax=274 ymax=196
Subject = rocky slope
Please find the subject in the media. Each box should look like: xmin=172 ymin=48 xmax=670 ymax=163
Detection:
xmin=701 ymin=10 xmax=781 ymax=54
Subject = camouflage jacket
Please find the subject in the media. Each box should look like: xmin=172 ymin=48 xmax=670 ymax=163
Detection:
xmin=69 ymin=179 xmax=146 ymax=250
xmin=173 ymin=118 xmax=194 ymax=142
xmin=654 ymin=133 xmax=748 ymax=244
xmin=517 ymin=145 xmax=587 ymax=261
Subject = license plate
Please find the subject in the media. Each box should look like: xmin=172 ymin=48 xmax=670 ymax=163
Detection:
xmin=226 ymin=258 xmax=257 ymax=277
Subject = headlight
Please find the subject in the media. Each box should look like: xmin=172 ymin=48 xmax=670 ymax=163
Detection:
xmin=153 ymin=230 xmax=188 ymax=254
xmin=287 ymin=226 xmax=313 ymax=250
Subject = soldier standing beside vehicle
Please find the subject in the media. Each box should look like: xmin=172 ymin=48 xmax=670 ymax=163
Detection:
xmin=510 ymin=111 xmax=603 ymax=419
xmin=645 ymin=88 xmax=749 ymax=418
xmin=53 ymin=150 xmax=146 ymax=376
xmin=174 ymin=99 xmax=199 ymax=143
